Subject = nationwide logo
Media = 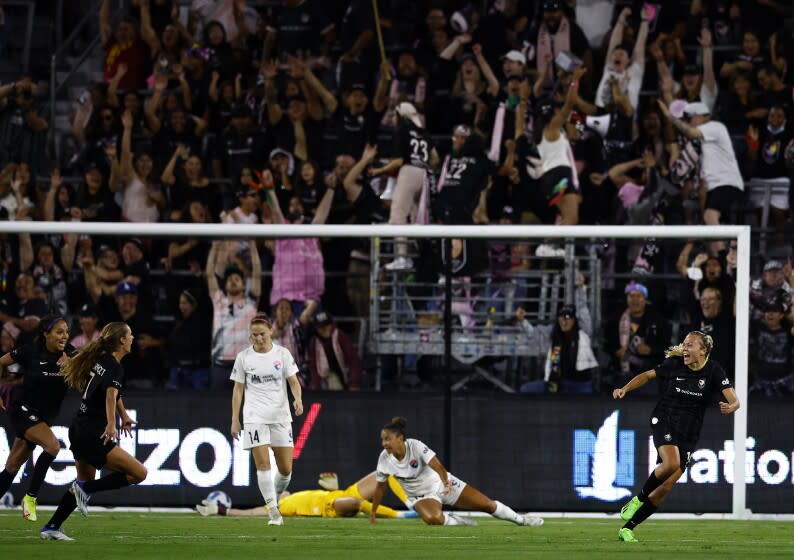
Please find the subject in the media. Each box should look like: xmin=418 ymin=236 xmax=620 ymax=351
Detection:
xmin=573 ymin=410 xmax=633 ymax=501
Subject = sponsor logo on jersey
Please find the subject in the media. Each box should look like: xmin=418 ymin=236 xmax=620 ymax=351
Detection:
xmin=721 ymin=378 xmax=730 ymax=386
xmin=664 ymin=433 xmax=672 ymax=441
xmin=409 ymin=459 xmax=419 ymax=468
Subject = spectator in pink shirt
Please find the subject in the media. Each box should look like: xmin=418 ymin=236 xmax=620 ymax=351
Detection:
xmin=308 ymin=312 xmax=362 ymax=391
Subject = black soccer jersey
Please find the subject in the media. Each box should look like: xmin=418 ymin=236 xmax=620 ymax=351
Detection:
xmin=651 ymin=357 xmax=732 ymax=443
xmin=395 ymin=125 xmax=431 ymax=168
xmin=76 ymin=353 xmax=125 ymax=425
xmin=10 ymin=342 xmax=76 ymax=422
xmin=435 ymin=154 xmax=494 ymax=224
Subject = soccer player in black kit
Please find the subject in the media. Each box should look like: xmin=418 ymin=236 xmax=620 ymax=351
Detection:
xmin=612 ymin=331 xmax=739 ymax=542
xmin=40 ymin=322 xmax=147 ymax=541
xmin=0 ymin=314 xmax=75 ymax=522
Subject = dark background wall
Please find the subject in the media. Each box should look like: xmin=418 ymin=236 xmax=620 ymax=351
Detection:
xmin=1 ymin=392 xmax=791 ymax=513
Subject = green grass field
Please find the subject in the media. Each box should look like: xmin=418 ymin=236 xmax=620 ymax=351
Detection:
xmin=1 ymin=512 xmax=792 ymax=559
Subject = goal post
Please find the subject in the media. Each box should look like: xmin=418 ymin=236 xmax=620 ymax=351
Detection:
xmin=0 ymin=221 xmax=751 ymax=518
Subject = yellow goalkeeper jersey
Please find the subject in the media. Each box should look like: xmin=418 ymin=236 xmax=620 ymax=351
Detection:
xmin=278 ymin=490 xmax=345 ymax=518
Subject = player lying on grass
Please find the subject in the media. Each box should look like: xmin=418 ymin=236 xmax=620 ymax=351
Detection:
xmin=370 ymin=417 xmax=544 ymax=527
xmin=197 ymin=471 xmax=416 ymax=518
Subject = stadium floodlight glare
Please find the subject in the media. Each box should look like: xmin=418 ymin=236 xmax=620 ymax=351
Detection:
xmin=0 ymin=221 xmax=751 ymax=519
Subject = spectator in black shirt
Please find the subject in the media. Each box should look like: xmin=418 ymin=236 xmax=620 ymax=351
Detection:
xmin=0 ymin=315 xmax=74 ymax=524
xmin=756 ymin=65 xmax=793 ymax=121
xmin=749 ymin=296 xmax=794 ymax=396
xmin=434 ymin=124 xmax=494 ymax=225
xmin=613 ymin=331 xmax=739 ymax=543
xmin=372 ymin=102 xmax=436 ymax=271
xmin=161 ymin=145 xmax=220 ymax=222
xmin=10 ymin=272 xmax=49 ymax=346
xmin=165 ymin=288 xmax=211 ymax=389
xmin=266 ymin=0 xmax=335 ymax=60
xmin=688 ymin=286 xmax=736 ymax=375
xmin=120 ymin=238 xmax=152 ymax=311
xmin=719 ymin=29 xmax=767 ymax=87
xmin=747 ymin=105 xmax=793 ymax=241
xmin=211 ymin=104 xmax=269 ymax=181
xmin=41 ymin=322 xmax=146 ymax=541
xmin=107 ymin=280 xmax=162 ymax=389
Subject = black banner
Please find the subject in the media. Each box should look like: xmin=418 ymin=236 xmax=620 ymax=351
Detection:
xmin=1 ymin=392 xmax=792 ymax=512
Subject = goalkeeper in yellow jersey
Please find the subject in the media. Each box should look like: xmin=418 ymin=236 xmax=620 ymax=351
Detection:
xmin=196 ymin=471 xmax=415 ymax=519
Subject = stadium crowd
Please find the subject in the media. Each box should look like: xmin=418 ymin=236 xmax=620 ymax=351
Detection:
xmin=0 ymin=0 xmax=793 ymax=394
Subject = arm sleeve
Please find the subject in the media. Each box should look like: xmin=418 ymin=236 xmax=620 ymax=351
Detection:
xmin=654 ymin=357 xmax=676 ymax=380
xmin=283 ymin=348 xmax=299 ymax=378
xmin=714 ymin=362 xmax=733 ymax=390
xmin=375 ymin=452 xmax=390 ymax=482
xmin=229 ymin=353 xmax=245 ymax=384
xmin=415 ymin=439 xmax=437 ymax=465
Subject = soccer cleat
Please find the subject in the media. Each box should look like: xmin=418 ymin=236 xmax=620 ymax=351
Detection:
xmin=618 ymin=527 xmax=638 ymax=542
xmin=520 ymin=515 xmax=544 ymax=527
xmin=196 ymin=501 xmax=218 ymax=516
xmin=448 ymin=513 xmax=477 ymax=526
xmin=70 ymin=481 xmax=90 ymax=517
xmin=268 ymin=507 xmax=284 ymax=526
xmin=398 ymin=510 xmax=419 ymax=519
xmin=620 ymin=496 xmax=642 ymax=521
xmin=22 ymin=494 xmax=37 ymax=521
xmin=384 ymin=257 xmax=413 ymax=271
xmin=40 ymin=526 xmax=74 ymax=541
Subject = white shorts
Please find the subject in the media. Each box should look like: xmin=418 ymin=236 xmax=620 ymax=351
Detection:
xmin=748 ymin=178 xmax=790 ymax=210
xmin=241 ymin=422 xmax=293 ymax=450
xmin=405 ymin=473 xmax=467 ymax=508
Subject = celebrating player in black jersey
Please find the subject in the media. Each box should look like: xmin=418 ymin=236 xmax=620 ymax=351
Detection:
xmin=612 ymin=331 xmax=739 ymax=543
xmin=0 ymin=315 xmax=74 ymax=522
xmin=40 ymin=323 xmax=147 ymax=541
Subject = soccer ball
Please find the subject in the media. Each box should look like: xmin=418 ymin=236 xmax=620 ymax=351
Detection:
xmin=206 ymin=490 xmax=232 ymax=509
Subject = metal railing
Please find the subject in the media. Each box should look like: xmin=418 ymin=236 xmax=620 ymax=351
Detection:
xmin=49 ymin=0 xmax=127 ymax=160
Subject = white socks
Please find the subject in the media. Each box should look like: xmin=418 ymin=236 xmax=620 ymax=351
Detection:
xmin=275 ymin=471 xmax=292 ymax=494
xmin=493 ymin=501 xmax=523 ymax=524
xmin=257 ymin=470 xmax=277 ymax=509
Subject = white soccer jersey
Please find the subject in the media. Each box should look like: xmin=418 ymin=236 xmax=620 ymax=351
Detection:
xmin=229 ymin=344 xmax=298 ymax=424
xmin=375 ymin=438 xmax=442 ymax=498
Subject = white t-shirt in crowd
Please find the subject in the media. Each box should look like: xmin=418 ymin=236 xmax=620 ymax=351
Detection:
xmin=376 ymin=438 xmax=442 ymax=498
xmin=595 ymin=61 xmax=644 ymax=110
xmin=697 ymin=120 xmax=744 ymax=191
xmin=230 ymin=344 xmax=298 ymax=424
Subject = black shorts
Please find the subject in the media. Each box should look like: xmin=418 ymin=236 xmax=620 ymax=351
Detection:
xmin=541 ymin=166 xmax=578 ymax=207
xmin=9 ymin=404 xmax=51 ymax=441
xmin=705 ymin=185 xmax=743 ymax=220
xmin=651 ymin=418 xmax=695 ymax=472
xmin=69 ymin=419 xmax=116 ymax=469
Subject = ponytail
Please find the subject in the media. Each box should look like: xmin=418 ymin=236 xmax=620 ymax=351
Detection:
xmin=62 ymin=322 xmax=128 ymax=390
xmin=383 ymin=416 xmax=408 ymax=438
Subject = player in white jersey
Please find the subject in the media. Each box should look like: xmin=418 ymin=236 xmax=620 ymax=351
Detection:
xmin=369 ymin=417 xmax=544 ymax=527
xmin=230 ymin=313 xmax=303 ymax=526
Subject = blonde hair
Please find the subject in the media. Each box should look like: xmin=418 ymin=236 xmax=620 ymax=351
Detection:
xmin=62 ymin=322 xmax=129 ymax=390
xmin=664 ymin=331 xmax=714 ymax=359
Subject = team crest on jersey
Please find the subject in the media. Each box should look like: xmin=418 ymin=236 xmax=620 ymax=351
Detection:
xmin=409 ymin=459 xmax=419 ymax=468
xmin=273 ymin=360 xmax=282 ymax=371
xmin=698 ymin=379 xmax=705 ymax=389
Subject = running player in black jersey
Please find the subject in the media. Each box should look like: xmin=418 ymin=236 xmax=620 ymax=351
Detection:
xmin=612 ymin=330 xmax=739 ymax=542
xmin=40 ymin=322 xmax=147 ymax=541
xmin=0 ymin=314 xmax=74 ymax=522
